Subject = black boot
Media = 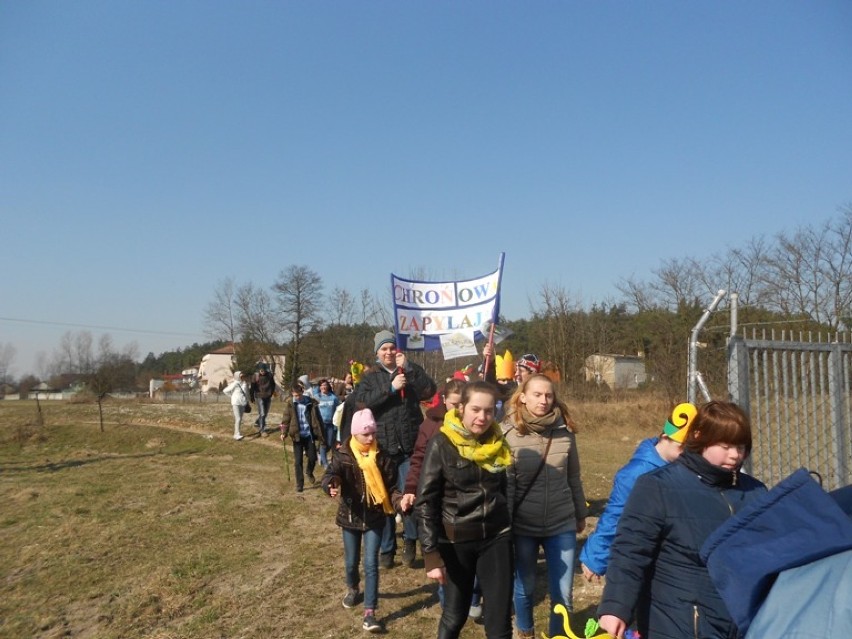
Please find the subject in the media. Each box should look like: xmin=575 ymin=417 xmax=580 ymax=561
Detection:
xmin=401 ymin=539 xmax=416 ymax=567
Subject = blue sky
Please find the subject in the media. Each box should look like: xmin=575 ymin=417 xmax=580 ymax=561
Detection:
xmin=2 ymin=1 xmax=851 ymax=377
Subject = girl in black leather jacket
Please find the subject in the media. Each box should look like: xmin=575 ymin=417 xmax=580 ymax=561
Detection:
xmin=415 ymin=381 xmax=513 ymax=639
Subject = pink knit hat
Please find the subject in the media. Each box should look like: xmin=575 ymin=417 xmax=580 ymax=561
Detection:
xmin=351 ymin=408 xmax=378 ymax=436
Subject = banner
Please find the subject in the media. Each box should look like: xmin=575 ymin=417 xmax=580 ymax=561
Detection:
xmin=392 ymin=253 xmax=505 ymax=352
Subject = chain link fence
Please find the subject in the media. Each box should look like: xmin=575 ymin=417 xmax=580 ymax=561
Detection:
xmin=728 ymin=329 xmax=852 ymax=490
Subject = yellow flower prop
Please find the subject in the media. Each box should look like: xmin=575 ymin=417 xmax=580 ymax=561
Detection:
xmin=542 ymin=604 xmax=614 ymax=639
xmin=349 ymin=360 xmax=365 ymax=385
xmin=496 ymin=349 xmax=514 ymax=380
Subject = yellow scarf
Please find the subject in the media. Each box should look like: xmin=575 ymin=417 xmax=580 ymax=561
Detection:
xmin=349 ymin=437 xmax=394 ymax=515
xmin=440 ymin=409 xmax=512 ymax=473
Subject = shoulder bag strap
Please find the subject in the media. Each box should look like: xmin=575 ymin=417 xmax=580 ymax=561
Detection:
xmin=512 ymin=433 xmax=553 ymax=518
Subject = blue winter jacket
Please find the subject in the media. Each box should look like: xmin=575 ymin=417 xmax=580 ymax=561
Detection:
xmin=598 ymin=451 xmax=766 ymax=639
xmin=579 ymin=438 xmax=667 ymax=576
xmin=700 ymin=469 xmax=852 ymax=637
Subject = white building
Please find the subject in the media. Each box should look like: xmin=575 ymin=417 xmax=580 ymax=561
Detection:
xmin=197 ymin=344 xmax=286 ymax=393
xmin=584 ymin=353 xmax=648 ymax=390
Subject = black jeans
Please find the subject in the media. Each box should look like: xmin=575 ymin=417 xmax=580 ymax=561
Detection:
xmin=437 ymin=531 xmax=513 ymax=639
xmin=293 ymin=437 xmax=318 ymax=490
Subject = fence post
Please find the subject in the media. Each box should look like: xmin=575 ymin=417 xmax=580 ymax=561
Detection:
xmin=688 ymin=289 xmax=726 ymax=404
xmin=727 ymin=335 xmax=750 ymax=412
xmin=828 ymin=343 xmax=850 ymax=486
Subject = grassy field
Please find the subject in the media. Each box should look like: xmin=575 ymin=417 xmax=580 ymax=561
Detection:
xmin=0 ymin=395 xmax=668 ymax=639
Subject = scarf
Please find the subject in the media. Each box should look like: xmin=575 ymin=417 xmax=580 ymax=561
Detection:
xmin=440 ymin=409 xmax=512 ymax=474
xmin=349 ymin=437 xmax=394 ymax=515
xmin=518 ymin=406 xmax=561 ymax=434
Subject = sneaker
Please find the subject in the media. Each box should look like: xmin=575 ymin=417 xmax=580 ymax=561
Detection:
xmin=342 ymin=588 xmax=359 ymax=609
xmin=468 ymin=602 xmax=483 ymax=621
xmin=379 ymin=552 xmax=394 ymax=569
xmin=401 ymin=539 xmax=416 ymax=567
xmin=307 ymin=473 xmax=317 ymax=485
xmin=362 ymin=610 xmax=382 ymax=633
xmin=233 ymin=434 xmax=244 ymax=441
xmin=296 ymin=486 xmax=303 ymax=493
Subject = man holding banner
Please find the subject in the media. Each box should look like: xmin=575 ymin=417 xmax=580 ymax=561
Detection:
xmin=348 ymin=330 xmax=437 ymax=569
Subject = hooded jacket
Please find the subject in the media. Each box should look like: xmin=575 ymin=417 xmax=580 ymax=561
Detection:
xmin=222 ymin=372 xmax=250 ymax=407
xmin=598 ymin=451 xmax=766 ymax=639
xmin=321 ymin=438 xmax=401 ymax=531
xmin=579 ymin=437 xmax=668 ymax=575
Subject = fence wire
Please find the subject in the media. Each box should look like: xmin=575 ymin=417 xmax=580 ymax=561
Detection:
xmin=728 ymin=329 xmax=852 ymax=490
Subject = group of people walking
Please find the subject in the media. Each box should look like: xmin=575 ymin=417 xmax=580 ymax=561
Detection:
xmin=320 ymin=331 xmax=593 ymax=638
xmin=225 ymin=330 xmax=774 ymax=639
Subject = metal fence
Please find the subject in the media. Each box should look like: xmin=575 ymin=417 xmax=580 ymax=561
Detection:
xmin=728 ymin=329 xmax=852 ymax=490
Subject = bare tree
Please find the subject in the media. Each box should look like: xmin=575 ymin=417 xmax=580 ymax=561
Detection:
xmin=649 ymin=258 xmax=703 ymax=310
xmin=75 ymin=332 xmax=94 ymax=374
xmin=273 ymin=265 xmax=324 ymax=382
xmin=0 ymin=342 xmax=16 ymax=385
xmin=88 ymin=337 xmax=138 ymax=432
xmin=761 ymin=223 xmax=830 ymax=325
xmin=235 ymin=282 xmax=279 ymax=365
xmin=616 ymin=276 xmax=657 ymax=313
xmin=699 ymin=237 xmax=771 ymax=307
xmin=328 ymin=286 xmax=356 ymax=326
xmin=56 ymin=331 xmax=74 ymax=374
xmin=358 ymin=288 xmax=390 ymax=326
xmin=532 ymin=282 xmax=585 ymax=387
xmin=203 ymin=277 xmax=240 ymax=344
xmin=49 ymin=330 xmax=95 ymax=375
xmin=820 ymin=205 xmax=852 ymax=329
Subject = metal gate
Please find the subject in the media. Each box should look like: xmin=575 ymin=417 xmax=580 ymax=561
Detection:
xmin=727 ymin=329 xmax=852 ymax=490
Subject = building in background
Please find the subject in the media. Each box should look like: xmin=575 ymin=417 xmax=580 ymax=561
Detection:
xmin=197 ymin=344 xmax=286 ymax=393
xmin=584 ymin=353 xmax=647 ymax=390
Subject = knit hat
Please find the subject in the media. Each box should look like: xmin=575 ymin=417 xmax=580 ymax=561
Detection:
xmin=351 ymin=408 xmax=378 ymax=436
xmin=517 ymin=353 xmax=541 ymax=373
xmin=663 ymin=402 xmax=698 ymax=443
xmin=374 ymin=330 xmax=396 ymax=353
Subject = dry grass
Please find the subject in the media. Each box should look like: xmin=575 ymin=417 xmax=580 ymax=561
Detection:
xmin=0 ymin=395 xmax=668 ymax=639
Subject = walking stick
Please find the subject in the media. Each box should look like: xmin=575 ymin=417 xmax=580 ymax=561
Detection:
xmin=281 ymin=430 xmax=292 ymax=482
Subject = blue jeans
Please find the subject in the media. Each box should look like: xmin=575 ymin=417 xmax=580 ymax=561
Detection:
xmin=513 ymin=530 xmax=577 ymax=636
xmin=319 ymin=422 xmax=336 ymax=466
xmin=342 ymin=527 xmax=381 ymax=611
xmin=380 ymin=454 xmax=418 ymax=555
xmin=256 ymin=397 xmax=272 ymax=431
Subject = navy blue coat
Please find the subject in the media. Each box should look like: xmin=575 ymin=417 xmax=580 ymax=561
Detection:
xmin=598 ymin=451 xmax=766 ymax=639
